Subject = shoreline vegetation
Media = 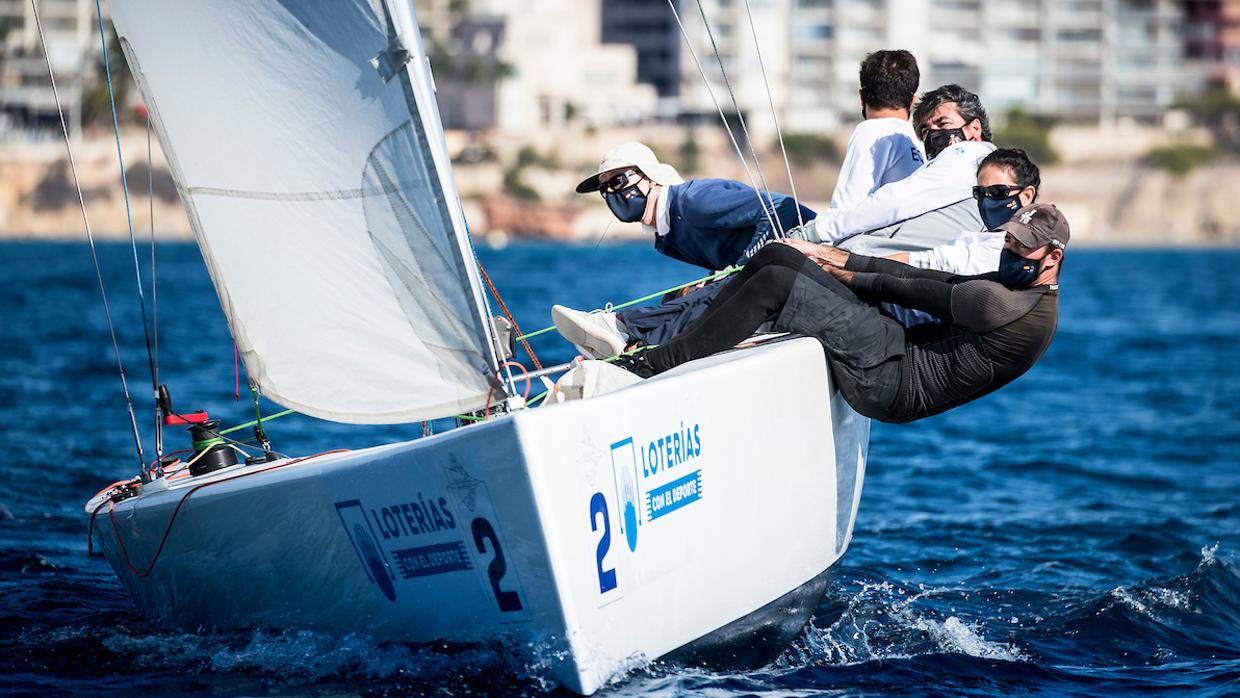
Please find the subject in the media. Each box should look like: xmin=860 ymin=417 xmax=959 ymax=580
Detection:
xmin=3 ymin=119 xmax=1239 ymax=246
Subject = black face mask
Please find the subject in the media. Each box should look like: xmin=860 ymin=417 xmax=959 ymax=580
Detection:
xmin=997 ymin=248 xmax=1041 ymax=289
xmin=603 ymin=183 xmax=648 ymax=223
xmin=923 ymin=127 xmax=966 ymax=159
xmin=978 ymin=194 xmax=1022 ymax=231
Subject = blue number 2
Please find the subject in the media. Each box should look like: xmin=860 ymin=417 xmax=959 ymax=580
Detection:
xmin=589 ymin=492 xmax=618 ymax=593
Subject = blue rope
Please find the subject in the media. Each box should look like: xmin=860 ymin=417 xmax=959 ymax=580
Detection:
xmin=95 ymin=0 xmax=159 ymax=398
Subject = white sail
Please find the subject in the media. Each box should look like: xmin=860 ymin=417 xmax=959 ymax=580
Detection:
xmin=108 ymin=0 xmax=499 ymax=424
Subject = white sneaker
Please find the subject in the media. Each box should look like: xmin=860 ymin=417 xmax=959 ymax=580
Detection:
xmin=552 ymin=305 xmax=628 ymax=359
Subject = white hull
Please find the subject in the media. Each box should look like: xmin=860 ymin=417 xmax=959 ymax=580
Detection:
xmin=88 ymin=338 xmax=869 ymax=694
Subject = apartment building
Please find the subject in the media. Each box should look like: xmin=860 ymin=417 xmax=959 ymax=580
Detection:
xmin=0 ymin=0 xmax=100 ymax=140
xmin=602 ymin=0 xmax=1220 ymax=134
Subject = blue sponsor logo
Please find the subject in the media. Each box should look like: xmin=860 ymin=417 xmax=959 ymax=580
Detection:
xmin=335 ymin=499 xmax=397 ymax=602
xmin=392 ymin=541 xmax=472 ymax=579
xmin=639 ymin=421 xmax=701 ymax=479
xmin=645 ymin=469 xmax=703 ymax=521
xmin=602 ymin=422 xmax=705 ymax=546
xmin=609 ymin=437 xmax=642 ymax=552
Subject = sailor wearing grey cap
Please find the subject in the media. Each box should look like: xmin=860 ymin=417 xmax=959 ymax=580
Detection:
xmin=610 ymin=203 xmax=1068 ymax=425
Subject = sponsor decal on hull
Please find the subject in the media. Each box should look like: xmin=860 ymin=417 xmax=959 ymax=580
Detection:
xmin=587 ymin=420 xmax=706 ymax=600
xmin=331 ymin=454 xmax=530 ymax=623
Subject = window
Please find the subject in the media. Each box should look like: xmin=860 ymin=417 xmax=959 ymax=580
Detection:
xmin=793 ymin=23 xmax=833 ymax=40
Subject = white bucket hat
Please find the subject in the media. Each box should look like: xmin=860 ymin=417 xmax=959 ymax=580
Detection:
xmin=575 ymin=142 xmax=685 ymax=193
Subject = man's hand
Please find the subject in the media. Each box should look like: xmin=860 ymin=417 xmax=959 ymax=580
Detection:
xmin=780 ymin=238 xmax=851 ymax=269
xmin=813 ymin=245 xmax=849 ymax=269
xmin=821 ymin=263 xmax=855 ymax=286
xmin=778 ymin=237 xmax=822 ymax=257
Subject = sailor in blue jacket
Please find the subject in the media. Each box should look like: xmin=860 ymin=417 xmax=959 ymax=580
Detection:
xmin=557 ymin=142 xmax=814 ymax=358
xmin=575 ymin=142 xmax=815 ymax=271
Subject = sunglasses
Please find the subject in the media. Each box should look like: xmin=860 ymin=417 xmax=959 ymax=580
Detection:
xmin=601 ymin=170 xmax=641 ymax=194
xmin=972 ymin=184 xmax=1023 ymax=200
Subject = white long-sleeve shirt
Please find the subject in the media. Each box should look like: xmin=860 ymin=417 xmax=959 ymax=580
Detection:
xmin=907 ymin=230 xmax=1005 ymax=274
xmin=814 ymin=140 xmax=997 ymax=244
xmin=829 ymin=118 xmax=924 ymax=210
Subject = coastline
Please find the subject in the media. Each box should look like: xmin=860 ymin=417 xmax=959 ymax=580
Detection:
xmin=4 ymin=126 xmax=1239 ymax=245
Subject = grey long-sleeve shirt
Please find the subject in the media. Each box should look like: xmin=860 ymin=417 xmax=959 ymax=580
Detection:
xmin=844 ymin=254 xmax=1060 ymax=423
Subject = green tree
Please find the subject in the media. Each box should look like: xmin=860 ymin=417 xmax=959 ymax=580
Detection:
xmin=1175 ymin=88 xmax=1240 ymax=153
xmin=993 ymin=108 xmax=1059 ymax=165
xmin=1144 ymin=144 xmax=1217 ymax=176
xmin=678 ymin=131 xmax=701 ymax=174
xmin=779 ymin=133 xmax=839 ymax=168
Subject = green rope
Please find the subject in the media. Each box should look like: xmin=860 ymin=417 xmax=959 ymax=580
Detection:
xmin=515 ymin=266 xmax=738 ymax=341
xmin=193 ymin=437 xmax=226 ymax=450
xmin=220 ymin=409 xmax=296 ymax=435
xmin=214 ymin=271 xmax=709 ymax=431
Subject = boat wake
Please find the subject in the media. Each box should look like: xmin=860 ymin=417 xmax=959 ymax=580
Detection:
xmin=1 ymin=544 xmax=1234 ymax=696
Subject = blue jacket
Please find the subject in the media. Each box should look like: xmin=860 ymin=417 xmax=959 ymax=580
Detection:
xmin=656 ymin=179 xmax=817 ymax=270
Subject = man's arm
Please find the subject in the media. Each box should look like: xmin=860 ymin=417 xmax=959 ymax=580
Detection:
xmin=828 ymin=268 xmax=1041 ymax=332
xmin=845 ymin=251 xmax=976 ymax=283
xmin=905 ymin=233 xmax=1005 ymax=275
xmin=812 ymin=141 xmax=992 ymax=243
xmin=840 ymin=270 xmax=958 ymax=320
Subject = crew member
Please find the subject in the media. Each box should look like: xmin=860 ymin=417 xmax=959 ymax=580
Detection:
xmin=611 ymin=203 xmax=1068 ymax=424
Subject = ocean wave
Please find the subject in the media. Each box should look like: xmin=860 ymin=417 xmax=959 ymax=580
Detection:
xmin=775 ymin=577 xmax=1029 ymax=670
xmin=6 ymin=622 xmax=565 ymax=696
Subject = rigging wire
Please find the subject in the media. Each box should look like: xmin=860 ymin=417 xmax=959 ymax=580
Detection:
xmin=688 ymin=0 xmax=785 ymax=238
xmin=664 ymin=0 xmax=782 ymax=239
xmin=739 ymin=0 xmax=806 ymax=231
xmin=147 ymin=116 xmax=164 ymax=457
xmin=94 ymin=0 xmax=161 ymax=419
xmin=30 ymin=0 xmax=145 ymax=470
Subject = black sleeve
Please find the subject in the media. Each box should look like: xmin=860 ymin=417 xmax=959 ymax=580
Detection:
xmin=845 ymin=252 xmax=981 ymax=284
xmin=850 ymin=272 xmax=957 ymax=321
xmin=947 ymin=280 xmax=1045 ymax=332
xmin=849 ymin=275 xmax=1044 ymax=331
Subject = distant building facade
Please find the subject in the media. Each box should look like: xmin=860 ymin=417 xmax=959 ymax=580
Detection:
xmin=415 ymin=0 xmax=658 ymax=133
xmin=0 ymin=0 xmax=102 ymax=141
xmin=594 ymin=0 xmax=1231 ymax=134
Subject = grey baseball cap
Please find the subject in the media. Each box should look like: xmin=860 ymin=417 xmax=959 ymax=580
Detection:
xmin=998 ymin=203 xmax=1070 ymax=249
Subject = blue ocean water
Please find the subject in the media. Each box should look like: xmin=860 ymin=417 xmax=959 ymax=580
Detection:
xmin=0 ymin=241 xmax=1236 ymax=696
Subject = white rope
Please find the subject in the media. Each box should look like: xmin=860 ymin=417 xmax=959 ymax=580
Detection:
xmin=740 ymin=0 xmax=805 ymax=230
xmin=664 ymin=0 xmax=782 ymax=240
xmin=31 ymin=0 xmax=146 ymax=470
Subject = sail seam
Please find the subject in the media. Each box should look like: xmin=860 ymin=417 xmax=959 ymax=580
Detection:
xmin=186 ymin=181 xmax=420 ymax=202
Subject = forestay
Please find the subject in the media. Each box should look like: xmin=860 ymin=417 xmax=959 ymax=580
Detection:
xmin=108 ymin=0 xmax=498 ymax=423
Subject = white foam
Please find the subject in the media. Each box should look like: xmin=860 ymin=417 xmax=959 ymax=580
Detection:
xmin=774 ymin=580 xmax=1028 ymax=670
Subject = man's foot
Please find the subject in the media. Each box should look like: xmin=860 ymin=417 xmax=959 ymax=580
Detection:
xmin=610 ymin=352 xmax=657 ymax=379
xmin=552 ymin=305 xmax=628 ymax=359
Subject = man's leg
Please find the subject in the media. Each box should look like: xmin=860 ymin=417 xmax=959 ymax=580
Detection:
xmin=617 ymin=281 xmax=724 ymax=347
xmin=643 ymin=245 xmax=813 ymax=372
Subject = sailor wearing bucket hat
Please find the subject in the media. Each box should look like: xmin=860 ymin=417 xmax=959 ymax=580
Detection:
xmin=555 ymin=142 xmax=815 ymax=358
xmin=575 ymin=141 xmax=815 ymax=272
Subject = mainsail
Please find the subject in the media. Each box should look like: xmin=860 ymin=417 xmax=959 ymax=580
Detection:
xmin=108 ymin=0 xmax=499 ymax=424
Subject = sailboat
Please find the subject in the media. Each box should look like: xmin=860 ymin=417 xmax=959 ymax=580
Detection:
xmin=84 ymin=1 xmax=870 ymax=693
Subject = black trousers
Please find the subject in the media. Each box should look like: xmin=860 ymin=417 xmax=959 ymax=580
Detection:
xmin=645 ymin=244 xmax=906 ymax=420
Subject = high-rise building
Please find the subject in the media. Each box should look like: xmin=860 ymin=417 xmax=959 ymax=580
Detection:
xmin=0 ymin=0 xmax=101 ymax=140
xmin=416 ymin=0 xmax=658 ymax=132
xmin=597 ymin=0 xmax=1220 ymax=135
xmin=601 ymin=0 xmax=682 ymax=100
